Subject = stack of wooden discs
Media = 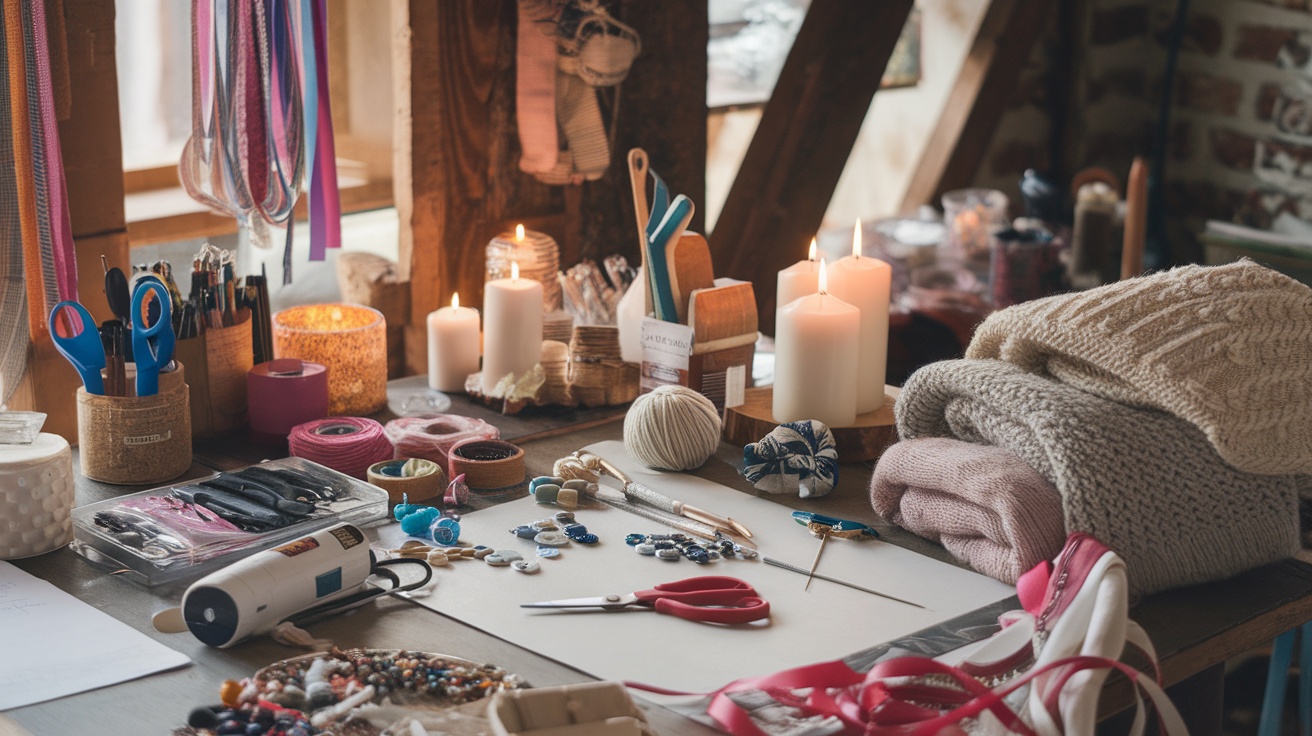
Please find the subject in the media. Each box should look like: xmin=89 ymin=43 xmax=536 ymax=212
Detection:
xmin=538 ymin=340 xmax=574 ymax=406
xmin=569 ymin=326 xmax=638 ymax=407
xmin=543 ymin=310 xmax=575 ymax=344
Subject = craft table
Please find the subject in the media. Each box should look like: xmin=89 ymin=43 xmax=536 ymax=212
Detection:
xmin=6 ymin=388 xmax=1312 ymax=736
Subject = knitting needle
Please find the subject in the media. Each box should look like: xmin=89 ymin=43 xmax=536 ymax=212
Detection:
xmin=762 ymin=557 xmax=925 ymax=609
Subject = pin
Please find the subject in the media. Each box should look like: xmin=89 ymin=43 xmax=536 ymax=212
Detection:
xmin=792 ymin=511 xmax=878 ymax=591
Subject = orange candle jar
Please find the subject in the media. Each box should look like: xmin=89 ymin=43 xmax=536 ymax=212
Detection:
xmin=273 ymin=304 xmax=387 ymax=415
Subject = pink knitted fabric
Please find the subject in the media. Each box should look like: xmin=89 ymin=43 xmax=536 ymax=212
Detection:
xmin=870 ymin=437 xmax=1066 ymax=584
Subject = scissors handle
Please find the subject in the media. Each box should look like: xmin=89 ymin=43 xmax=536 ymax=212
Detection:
xmin=48 ymin=302 xmax=106 ymax=396
xmin=635 ymin=576 xmax=769 ymax=624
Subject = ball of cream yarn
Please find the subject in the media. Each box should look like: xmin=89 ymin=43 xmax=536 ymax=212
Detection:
xmin=623 ymin=385 xmax=721 ymax=471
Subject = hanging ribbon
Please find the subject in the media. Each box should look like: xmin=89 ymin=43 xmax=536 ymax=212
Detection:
xmin=181 ymin=0 xmax=336 ymax=284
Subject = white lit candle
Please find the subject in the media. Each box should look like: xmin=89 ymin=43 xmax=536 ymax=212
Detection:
xmin=481 ymin=260 xmax=544 ymax=395
xmin=773 ymin=259 xmax=860 ymax=428
xmin=776 ymin=237 xmax=820 ymax=313
xmin=826 ymin=220 xmax=892 ymax=414
xmin=427 ymin=292 xmax=482 ymax=393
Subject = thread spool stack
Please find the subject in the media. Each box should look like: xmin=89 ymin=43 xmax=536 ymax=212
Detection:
xmin=449 ymin=440 xmax=526 ymax=491
xmin=383 ymin=415 xmax=500 ymax=470
xmin=623 ymin=385 xmax=721 ymax=471
xmin=538 ymin=341 xmax=573 ymax=406
xmin=569 ymin=326 xmax=638 ymax=407
xmin=289 ymin=417 xmax=395 ymax=480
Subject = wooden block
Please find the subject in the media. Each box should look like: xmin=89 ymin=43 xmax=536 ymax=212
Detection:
xmin=667 ymin=232 xmax=715 ymax=324
xmin=723 ymin=386 xmax=897 ymax=463
xmin=689 ymin=282 xmax=758 ymax=350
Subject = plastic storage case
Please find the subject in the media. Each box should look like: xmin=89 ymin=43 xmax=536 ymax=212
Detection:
xmin=70 ymin=457 xmax=388 ymax=587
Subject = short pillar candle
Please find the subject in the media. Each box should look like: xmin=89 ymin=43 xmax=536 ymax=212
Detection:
xmin=273 ymin=303 xmax=387 ymax=415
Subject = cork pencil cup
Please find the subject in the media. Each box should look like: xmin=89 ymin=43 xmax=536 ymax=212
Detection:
xmin=77 ymin=361 xmax=193 ymax=485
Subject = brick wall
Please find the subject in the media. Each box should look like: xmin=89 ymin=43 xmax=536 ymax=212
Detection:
xmin=975 ymin=0 xmax=1312 ymax=256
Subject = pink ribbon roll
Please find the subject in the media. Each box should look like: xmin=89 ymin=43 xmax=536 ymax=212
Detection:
xmin=384 ymin=415 xmax=500 ymax=471
xmin=288 ymin=416 xmax=393 ymax=480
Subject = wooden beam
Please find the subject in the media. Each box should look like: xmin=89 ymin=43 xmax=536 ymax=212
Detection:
xmin=899 ymin=0 xmax=1052 ymax=212
xmin=709 ymin=0 xmax=914 ymax=336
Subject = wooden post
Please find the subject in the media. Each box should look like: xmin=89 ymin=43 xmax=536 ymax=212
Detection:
xmin=708 ymin=0 xmax=914 ymax=336
xmin=393 ymin=0 xmax=705 ymax=376
xmin=898 ymin=0 xmax=1052 ymax=212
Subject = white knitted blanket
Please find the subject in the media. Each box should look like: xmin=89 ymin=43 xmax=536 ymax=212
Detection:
xmin=897 ymin=359 xmax=1303 ymax=595
xmin=967 ymin=260 xmax=1312 ymax=475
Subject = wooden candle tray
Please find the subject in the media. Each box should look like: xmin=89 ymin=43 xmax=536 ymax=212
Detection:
xmin=722 ymin=386 xmax=897 ymax=463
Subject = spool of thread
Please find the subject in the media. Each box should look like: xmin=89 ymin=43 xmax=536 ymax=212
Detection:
xmin=248 ymin=359 xmax=330 ymax=444
xmin=448 ymin=439 xmax=526 ymax=491
xmin=384 ymin=415 xmax=500 ymax=469
xmin=623 ymin=385 xmax=721 ymax=471
xmin=0 ymin=431 xmax=74 ymax=560
xmin=288 ymin=417 xmax=394 ymax=480
xmin=366 ymin=458 xmax=447 ymax=504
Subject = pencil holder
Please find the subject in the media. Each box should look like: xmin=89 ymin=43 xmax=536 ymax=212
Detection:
xmin=77 ymin=362 xmax=192 ymax=485
xmin=175 ymin=319 xmax=254 ymax=437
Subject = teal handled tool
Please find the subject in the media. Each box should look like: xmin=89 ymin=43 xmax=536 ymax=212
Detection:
xmin=646 ymin=194 xmax=694 ymax=322
xmin=792 ymin=511 xmax=878 ymax=591
xmin=49 ymin=301 xmax=107 ymax=396
xmin=131 ymin=279 xmax=176 ymax=397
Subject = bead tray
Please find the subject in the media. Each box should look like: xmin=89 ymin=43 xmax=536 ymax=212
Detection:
xmin=70 ymin=457 xmax=388 ymax=587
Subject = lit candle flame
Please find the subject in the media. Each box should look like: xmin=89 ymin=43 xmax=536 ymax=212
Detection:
xmin=853 ymin=219 xmax=862 ymax=258
xmin=818 ymin=258 xmax=828 ymax=294
xmin=515 ymin=224 xmax=525 ymax=242
xmin=452 ymin=292 xmax=460 ymax=309
xmin=511 ymin=260 xmax=520 ymax=281
xmin=808 ymin=238 xmax=817 ymax=261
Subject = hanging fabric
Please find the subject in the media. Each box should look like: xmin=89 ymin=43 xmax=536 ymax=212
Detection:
xmin=181 ymin=0 xmax=339 ymax=284
xmin=0 ymin=0 xmax=78 ymax=407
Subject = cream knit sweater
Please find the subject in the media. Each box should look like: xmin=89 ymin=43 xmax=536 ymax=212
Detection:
xmin=967 ymin=260 xmax=1312 ymax=475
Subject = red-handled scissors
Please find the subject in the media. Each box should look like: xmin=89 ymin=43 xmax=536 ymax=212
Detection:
xmin=521 ymin=575 xmax=770 ymax=624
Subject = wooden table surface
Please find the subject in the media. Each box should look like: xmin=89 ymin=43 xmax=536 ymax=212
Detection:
xmin=7 ymin=391 xmax=1312 ymax=735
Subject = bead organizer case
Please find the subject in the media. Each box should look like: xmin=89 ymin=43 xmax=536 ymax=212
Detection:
xmin=70 ymin=457 xmax=388 ymax=586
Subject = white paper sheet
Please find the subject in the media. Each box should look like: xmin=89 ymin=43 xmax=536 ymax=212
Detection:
xmin=0 ymin=561 xmax=191 ymax=710
xmin=377 ymin=440 xmax=1014 ymax=693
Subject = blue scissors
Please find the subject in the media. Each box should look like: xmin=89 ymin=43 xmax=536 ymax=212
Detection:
xmin=131 ymin=279 xmax=175 ymax=397
xmin=49 ymin=302 xmax=106 ymax=396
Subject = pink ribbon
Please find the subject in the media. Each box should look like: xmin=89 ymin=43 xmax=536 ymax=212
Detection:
xmin=28 ymin=0 xmax=76 ymax=302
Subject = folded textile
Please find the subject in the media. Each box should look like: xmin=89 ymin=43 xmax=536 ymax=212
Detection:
xmin=871 ymin=437 xmax=1065 ymax=585
xmin=897 ymin=359 xmax=1303 ymax=595
xmin=966 ymin=260 xmax=1312 ymax=475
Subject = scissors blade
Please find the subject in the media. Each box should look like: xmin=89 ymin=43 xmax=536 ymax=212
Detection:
xmin=521 ymin=593 xmax=640 ymax=610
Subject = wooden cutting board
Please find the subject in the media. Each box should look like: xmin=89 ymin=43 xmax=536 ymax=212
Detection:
xmin=668 ymin=232 xmax=716 ymax=324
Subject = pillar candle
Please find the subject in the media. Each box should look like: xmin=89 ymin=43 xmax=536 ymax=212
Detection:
xmin=428 ymin=293 xmax=482 ymax=392
xmin=773 ymin=259 xmax=860 ymax=428
xmin=827 ymin=221 xmax=892 ymax=414
xmin=482 ymin=261 xmax=544 ymax=394
xmin=775 ymin=237 xmax=820 ymax=312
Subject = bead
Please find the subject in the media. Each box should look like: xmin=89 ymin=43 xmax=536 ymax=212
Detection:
xmin=244 ymin=721 xmax=264 ymax=736
xmin=393 ymin=494 xmax=421 ymax=520
xmin=444 ymin=474 xmax=470 ymax=507
xmin=485 ymin=550 xmax=523 ymax=566
xmin=216 ymin=720 xmax=246 ymax=735
xmin=531 ymin=520 xmax=558 ymax=531
xmin=563 ymin=523 xmax=587 ymax=536
xmin=554 ymin=511 xmax=576 ymax=522
xmin=512 ymin=524 xmax=538 ymax=539
xmin=535 ymin=545 xmax=560 ymax=558
xmin=187 ymin=707 xmax=220 ymax=729
xmin=534 ymin=531 xmax=570 ymax=546
xmin=429 ymin=517 xmax=461 ymax=546
xmin=556 ymin=488 xmax=579 ymax=510
xmin=635 ymin=543 xmax=656 ymax=555
xmin=655 ymin=548 xmax=682 ymax=560
xmin=220 ymin=679 xmax=243 ymax=707
xmin=459 ymin=547 xmax=477 ymax=558
xmin=529 ymin=475 xmax=565 ymax=493
xmin=533 ymin=484 xmax=561 ymax=504
xmin=654 ymin=541 xmax=675 ymax=550
xmin=625 ymin=534 xmax=645 ymax=546
xmin=512 ymin=560 xmax=541 ymax=574
xmin=472 ymin=545 xmax=494 ymax=559
xmin=426 ymin=550 xmax=449 ymax=566
xmin=735 ymin=545 xmax=759 ymax=560
xmin=573 ymin=533 xmax=599 ymax=545
xmin=561 ymin=479 xmax=591 ymax=491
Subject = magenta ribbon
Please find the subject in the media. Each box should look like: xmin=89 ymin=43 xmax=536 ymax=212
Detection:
xmin=306 ymin=0 xmax=339 ymax=262
xmin=29 ymin=0 xmax=76 ymax=302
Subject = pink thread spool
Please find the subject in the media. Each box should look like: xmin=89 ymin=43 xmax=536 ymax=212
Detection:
xmin=248 ymin=359 xmax=330 ymax=445
xmin=288 ymin=417 xmax=395 ymax=480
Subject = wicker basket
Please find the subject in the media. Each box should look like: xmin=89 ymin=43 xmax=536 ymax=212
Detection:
xmin=77 ymin=362 xmax=192 ymax=485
